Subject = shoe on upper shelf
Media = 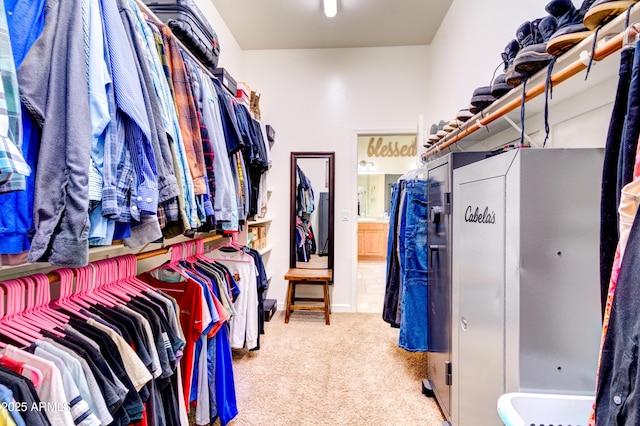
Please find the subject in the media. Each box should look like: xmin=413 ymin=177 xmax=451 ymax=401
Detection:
xmin=546 ymin=0 xmax=596 ymax=56
xmin=468 ymin=104 xmax=481 ymax=115
xmin=456 ymin=109 xmax=474 ymax=122
xmin=491 ymin=73 xmax=512 ymax=98
xmin=513 ymin=16 xmax=558 ymax=75
xmin=503 ymin=38 xmax=528 ymax=87
xmin=584 ymin=0 xmax=638 ymax=30
xmin=448 ymin=118 xmax=463 ymax=128
xmin=470 ymin=86 xmax=496 ymax=112
xmin=443 ymin=124 xmax=455 ymax=132
xmin=427 ymin=123 xmax=439 ymax=143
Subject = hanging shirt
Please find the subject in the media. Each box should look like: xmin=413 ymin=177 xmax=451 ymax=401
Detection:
xmin=99 ymin=0 xmax=157 ymax=222
xmin=31 ymin=347 xmax=101 ymax=426
xmin=4 ymin=346 xmax=75 ymax=426
xmin=0 ymin=384 xmax=25 ymax=426
xmin=0 ymin=0 xmax=29 ymax=193
xmin=139 ymin=272 xmax=205 ymax=410
xmin=35 ymin=341 xmax=112 ymax=426
xmin=0 ymin=0 xmax=45 ymax=254
xmin=209 ymin=249 xmax=259 ymax=350
xmin=20 ymin=0 xmax=92 ymax=266
xmin=201 ymin=77 xmax=237 ymax=225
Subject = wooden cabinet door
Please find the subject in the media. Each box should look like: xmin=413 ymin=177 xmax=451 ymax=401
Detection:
xmin=358 ymin=223 xmax=388 ymax=260
xmin=363 ymin=230 xmax=383 ymax=256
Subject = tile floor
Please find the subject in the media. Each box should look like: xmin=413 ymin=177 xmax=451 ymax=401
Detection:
xmin=356 ymin=260 xmax=386 ymax=313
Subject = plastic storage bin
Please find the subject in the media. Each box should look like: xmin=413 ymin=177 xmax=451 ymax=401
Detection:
xmin=497 ymin=392 xmax=594 ymax=426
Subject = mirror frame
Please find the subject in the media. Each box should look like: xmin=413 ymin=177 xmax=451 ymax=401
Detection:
xmin=290 ymin=152 xmax=335 ymax=270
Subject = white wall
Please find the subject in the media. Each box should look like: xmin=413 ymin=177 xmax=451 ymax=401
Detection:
xmin=243 ymin=46 xmax=430 ymax=311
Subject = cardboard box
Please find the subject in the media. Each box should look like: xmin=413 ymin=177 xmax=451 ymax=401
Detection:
xmin=248 ymin=227 xmax=259 ymax=241
xmin=255 ymin=225 xmax=267 ymax=239
xmin=212 ymin=68 xmax=237 ymax=97
xmin=256 ymin=238 xmax=267 ymax=250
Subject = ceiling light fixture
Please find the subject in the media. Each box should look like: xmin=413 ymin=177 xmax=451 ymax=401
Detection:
xmin=323 ymin=0 xmax=337 ymax=18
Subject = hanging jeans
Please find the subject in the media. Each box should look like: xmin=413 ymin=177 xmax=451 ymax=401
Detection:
xmin=601 ymin=47 xmax=634 ymax=315
xmin=399 ymin=180 xmax=429 ymax=352
xmin=383 ymin=181 xmax=404 ymax=327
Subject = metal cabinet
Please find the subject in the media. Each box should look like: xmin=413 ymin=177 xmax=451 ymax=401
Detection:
xmin=424 ymin=152 xmax=490 ymax=425
xmin=451 ymin=148 xmax=603 ymax=425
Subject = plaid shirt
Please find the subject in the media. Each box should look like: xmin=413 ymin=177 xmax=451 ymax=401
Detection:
xmin=182 ymin=55 xmax=214 ymax=220
xmin=155 ymin=23 xmax=198 ymax=230
xmin=159 ymin=25 xmax=206 ymax=198
xmin=0 ymin=0 xmax=28 ymax=193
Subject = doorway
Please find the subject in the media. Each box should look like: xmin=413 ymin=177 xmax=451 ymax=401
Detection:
xmin=355 ymin=133 xmax=418 ymax=313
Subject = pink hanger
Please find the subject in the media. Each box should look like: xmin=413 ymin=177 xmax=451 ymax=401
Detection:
xmin=51 ymin=269 xmax=89 ymax=320
xmin=32 ymin=274 xmax=68 ymax=324
xmin=0 ymin=284 xmax=35 ymax=346
xmin=101 ymin=257 xmax=137 ymax=300
xmin=0 ymin=280 xmax=43 ymax=340
xmin=81 ymin=262 xmax=118 ymax=307
xmin=13 ymin=277 xmax=59 ymax=333
xmin=107 ymin=257 xmax=134 ymax=300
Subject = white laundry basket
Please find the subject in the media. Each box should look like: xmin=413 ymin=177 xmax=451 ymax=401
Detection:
xmin=497 ymin=392 xmax=595 ymax=426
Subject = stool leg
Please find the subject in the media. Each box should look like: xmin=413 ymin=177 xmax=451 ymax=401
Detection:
xmin=285 ymin=281 xmax=292 ymax=324
xmin=324 ymin=282 xmax=330 ymax=325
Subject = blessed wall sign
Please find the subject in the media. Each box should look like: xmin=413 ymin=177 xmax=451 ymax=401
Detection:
xmin=366 ymin=136 xmax=417 ymax=158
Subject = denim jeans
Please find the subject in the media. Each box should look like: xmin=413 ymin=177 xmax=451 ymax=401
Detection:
xmin=601 ymin=47 xmax=634 ymax=316
xmin=399 ymin=180 xmax=429 ymax=352
xmin=383 ymin=181 xmax=404 ymax=327
xmin=596 ymin=203 xmax=640 ymax=423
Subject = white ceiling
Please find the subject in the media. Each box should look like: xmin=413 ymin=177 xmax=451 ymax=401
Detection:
xmin=210 ymin=0 xmax=453 ymax=50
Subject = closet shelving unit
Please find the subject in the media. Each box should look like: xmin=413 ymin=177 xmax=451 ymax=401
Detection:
xmin=423 ymin=4 xmax=640 ymax=159
xmin=247 ymin=216 xmax=273 ymax=275
xmin=0 ymin=0 xmax=271 ymax=281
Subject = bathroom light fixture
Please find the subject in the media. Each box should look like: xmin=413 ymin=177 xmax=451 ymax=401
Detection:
xmin=323 ymin=0 xmax=337 ymax=18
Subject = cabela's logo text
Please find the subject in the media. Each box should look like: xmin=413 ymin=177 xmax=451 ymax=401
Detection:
xmin=464 ymin=206 xmax=496 ymax=224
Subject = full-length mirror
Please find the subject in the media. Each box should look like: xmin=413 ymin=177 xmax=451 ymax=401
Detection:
xmin=290 ymin=152 xmax=335 ymax=270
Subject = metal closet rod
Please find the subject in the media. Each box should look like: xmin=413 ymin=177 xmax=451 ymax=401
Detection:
xmin=425 ymin=16 xmax=633 ymax=158
xmin=44 ymin=234 xmax=225 ymax=284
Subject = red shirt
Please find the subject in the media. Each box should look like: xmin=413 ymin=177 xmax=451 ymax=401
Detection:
xmin=139 ymin=272 xmax=205 ymax=409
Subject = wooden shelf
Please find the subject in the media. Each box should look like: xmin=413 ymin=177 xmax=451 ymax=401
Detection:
xmin=424 ymin=5 xmax=640 ymax=159
xmin=248 ymin=217 xmax=273 ymax=226
xmin=0 ymin=232 xmax=225 ymax=282
xmin=259 ymin=246 xmax=273 ymax=256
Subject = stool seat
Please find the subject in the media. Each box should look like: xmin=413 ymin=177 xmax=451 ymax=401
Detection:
xmin=284 ymin=268 xmax=333 ymax=325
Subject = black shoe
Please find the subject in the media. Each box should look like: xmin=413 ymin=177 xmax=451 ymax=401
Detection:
xmin=503 ymin=38 xmax=527 ymax=87
xmin=456 ymin=109 xmax=474 ymax=122
xmin=546 ymin=0 xmax=595 ymax=56
xmin=584 ymin=0 xmax=638 ymax=30
xmin=470 ymin=86 xmax=496 ymax=111
xmin=491 ymin=74 xmax=511 ymax=98
xmin=514 ymin=16 xmax=557 ymax=75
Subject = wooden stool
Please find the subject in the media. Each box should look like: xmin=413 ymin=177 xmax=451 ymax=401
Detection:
xmin=284 ymin=268 xmax=333 ymax=325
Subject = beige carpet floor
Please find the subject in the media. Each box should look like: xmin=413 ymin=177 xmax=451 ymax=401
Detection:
xmin=230 ymin=311 xmax=445 ymax=425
